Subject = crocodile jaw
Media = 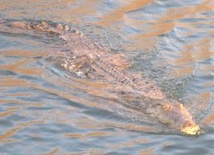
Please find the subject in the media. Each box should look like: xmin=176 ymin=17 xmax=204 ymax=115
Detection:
xmin=155 ymin=102 xmax=202 ymax=136
xmin=178 ymin=104 xmax=202 ymax=135
xmin=181 ymin=122 xmax=202 ymax=136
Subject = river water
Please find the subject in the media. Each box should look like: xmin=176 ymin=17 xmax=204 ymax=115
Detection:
xmin=0 ymin=0 xmax=214 ymax=154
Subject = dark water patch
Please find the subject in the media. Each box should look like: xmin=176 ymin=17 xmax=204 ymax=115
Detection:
xmin=0 ymin=69 xmax=17 ymax=76
xmin=179 ymin=17 xmax=209 ymax=23
xmin=156 ymin=0 xmax=202 ymax=8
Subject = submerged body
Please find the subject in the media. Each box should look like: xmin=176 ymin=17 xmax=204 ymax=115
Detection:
xmin=0 ymin=20 xmax=201 ymax=135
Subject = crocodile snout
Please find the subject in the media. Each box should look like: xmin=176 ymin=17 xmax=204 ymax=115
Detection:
xmin=181 ymin=121 xmax=202 ymax=136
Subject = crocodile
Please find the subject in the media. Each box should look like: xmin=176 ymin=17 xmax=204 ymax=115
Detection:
xmin=0 ymin=20 xmax=202 ymax=135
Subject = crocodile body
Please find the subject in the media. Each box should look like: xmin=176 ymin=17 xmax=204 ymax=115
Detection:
xmin=0 ymin=20 xmax=201 ymax=135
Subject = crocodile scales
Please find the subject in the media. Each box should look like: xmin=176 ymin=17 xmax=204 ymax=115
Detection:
xmin=0 ymin=20 xmax=202 ymax=135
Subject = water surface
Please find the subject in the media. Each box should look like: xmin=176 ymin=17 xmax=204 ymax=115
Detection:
xmin=0 ymin=0 xmax=214 ymax=154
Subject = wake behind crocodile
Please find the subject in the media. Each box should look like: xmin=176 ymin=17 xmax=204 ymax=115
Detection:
xmin=0 ymin=19 xmax=202 ymax=135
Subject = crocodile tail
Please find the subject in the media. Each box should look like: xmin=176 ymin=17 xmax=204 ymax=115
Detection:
xmin=7 ymin=20 xmax=64 ymax=35
xmin=9 ymin=21 xmax=30 ymax=29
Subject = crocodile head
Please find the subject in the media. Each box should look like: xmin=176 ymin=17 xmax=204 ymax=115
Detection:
xmin=147 ymin=100 xmax=202 ymax=135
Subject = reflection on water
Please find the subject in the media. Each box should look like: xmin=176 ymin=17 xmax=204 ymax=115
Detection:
xmin=0 ymin=0 xmax=214 ymax=154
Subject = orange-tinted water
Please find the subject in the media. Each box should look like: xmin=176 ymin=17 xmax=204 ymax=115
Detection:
xmin=0 ymin=0 xmax=214 ymax=154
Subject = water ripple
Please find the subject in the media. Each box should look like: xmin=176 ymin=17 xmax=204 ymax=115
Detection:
xmin=0 ymin=0 xmax=214 ymax=154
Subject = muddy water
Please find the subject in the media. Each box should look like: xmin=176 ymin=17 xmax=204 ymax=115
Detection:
xmin=0 ymin=0 xmax=214 ymax=154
